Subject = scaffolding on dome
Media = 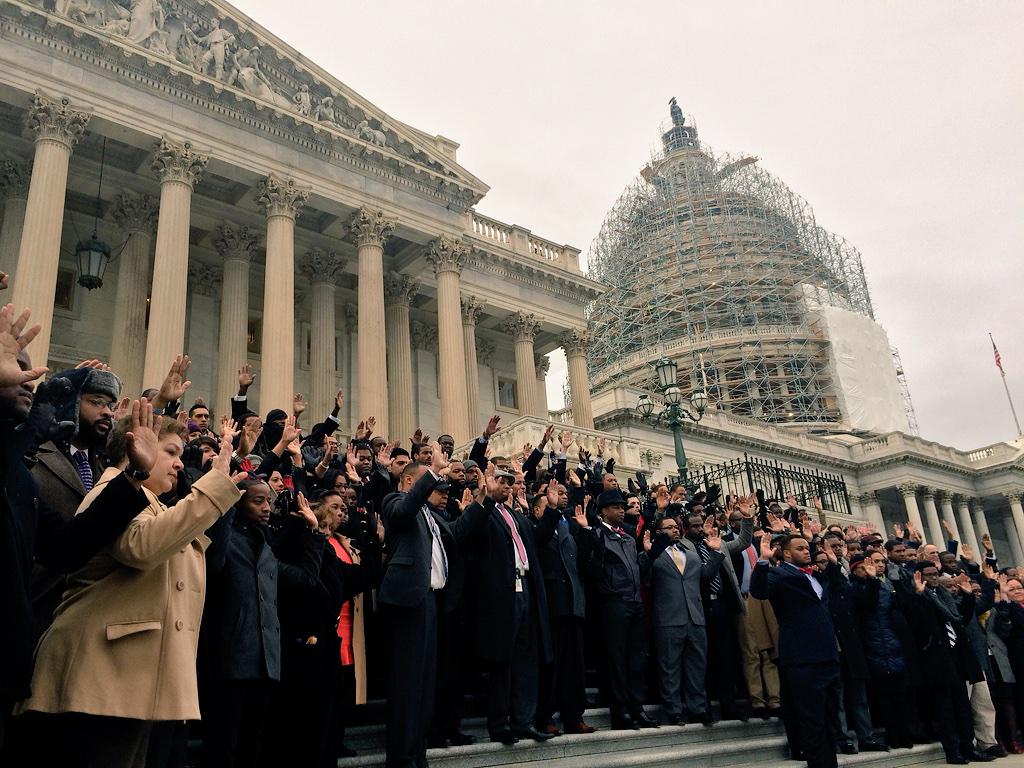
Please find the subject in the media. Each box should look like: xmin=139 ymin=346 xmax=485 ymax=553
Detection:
xmin=587 ymin=106 xmax=876 ymax=426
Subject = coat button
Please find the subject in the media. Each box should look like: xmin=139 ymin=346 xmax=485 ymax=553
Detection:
xmin=176 ymin=580 xmax=185 ymax=591
xmin=175 ymin=619 xmax=184 ymax=631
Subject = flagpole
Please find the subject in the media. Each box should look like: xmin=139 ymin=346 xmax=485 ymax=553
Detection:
xmin=991 ymin=332 xmax=1023 ymax=437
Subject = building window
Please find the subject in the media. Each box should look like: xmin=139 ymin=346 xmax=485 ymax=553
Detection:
xmin=247 ymin=318 xmax=262 ymax=356
xmin=497 ymin=377 xmax=518 ymax=410
xmin=55 ymin=267 xmax=76 ymax=312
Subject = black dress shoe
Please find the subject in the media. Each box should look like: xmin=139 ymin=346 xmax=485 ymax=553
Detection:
xmin=767 ymin=706 xmax=783 ymax=719
xmin=838 ymin=741 xmax=858 ymax=755
xmin=489 ymin=730 xmax=518 ymax=745
xmin=985 ymin=744 xmax=1008 ymax=758
xmin=860 ymin=740 xmax=890 ymax=752
xmin=446 ymin=730 xmax=476 ymax=746
xmin=945 ymin=758 xmax=969 ymax=765
xmin=689 ymin=711 xmax=717 ymax=727
xmin=633 ymin=712 xmax=660 ymax=728
xmin=610 ymin=715 xmax=640 ymax=731
xmin=426 ymin=732 xmax=448 ymax=749
xmin=750 ymin=706 xmax=770 ymax=720
xmin=967 ymin=750 xmax=996 ymax=762
xmin=662 ymin=713 xmax=683 ymax=725
xmin=513 ymin=726 xmax=554 ymax=742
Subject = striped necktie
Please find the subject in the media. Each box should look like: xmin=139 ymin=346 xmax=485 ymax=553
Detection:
xmin=73 ymin=451 xmax=94 ymax=492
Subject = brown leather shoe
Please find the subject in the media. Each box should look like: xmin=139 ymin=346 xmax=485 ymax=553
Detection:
xmin=565 ymin=721 xmax=596 ymax=734
xmin=542 ymin=723 xmax=562 ymax=736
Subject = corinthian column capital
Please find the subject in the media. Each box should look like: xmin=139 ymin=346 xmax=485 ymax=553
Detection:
xmin=301 ymin=248 xmax=347 ymax=285
xmin=1006 ymin=490 xmax=1024 ymax=505
xmin=25 ymin=92 xmax=90 ymax=149
xmin=348 ymin=207 xmax=395 ymax=247
xmin=561 ymin=327 xmax=592 ymax=357
xmin=461 ymin=295 xmax=484 ymax=326
xmin=0 ymin=158 xmax=32 ymax=201
xmin=188 ymin=262 xmax=223 ymax=297
xmin=425 ymin=234 xmax=468 ymax=276
xmin=213 ymin=221 xmax=260 ymax=262
xmin=535 ymin=354 xmax=550 ymax=378
xmin=897 ymin=482 xmax=918 ymax=498
xmin=384 ymin=271 xmax=419 ymax=306
xmin=111 ymin=192 xmax=158 ymax=235
xmin=256 ymin=174 xmax=309 ymax=220
xmin=152 ymin=137 xmax=208 ymax=187
xmin=503 ymin=311 xmax=539 ymax=343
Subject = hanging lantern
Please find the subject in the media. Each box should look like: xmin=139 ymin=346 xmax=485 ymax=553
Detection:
xmin=75 ymin=235 xmax=111 ymax=290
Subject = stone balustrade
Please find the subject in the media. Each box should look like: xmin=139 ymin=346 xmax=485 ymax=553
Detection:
xmin=467 ymin=212 xmax=581 ymax=273
xmin=457 ymin=414 xmax=642 ymax=473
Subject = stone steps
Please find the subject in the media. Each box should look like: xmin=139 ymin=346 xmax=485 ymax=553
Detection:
xmin=337 ymin=706 xmax=947 ymax=768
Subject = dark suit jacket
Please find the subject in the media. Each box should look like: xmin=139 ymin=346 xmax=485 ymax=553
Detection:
xmin=534 ymin=509 xmax=586 ymax=620
xmin=377 ymin=471 xmax=487 ymax=613
xmin=586 ymin=523 xmax=643 ymax=604
xmin=28 ymin=440 xmax=105 ymax=641
xmin=750 ymin=559 xmax=839 ymax=668
xmin=203 ymin=512 xmax=324 ymax=682
xmin=463 ymin=501 xmax=554 ymax=664
xmin=2 ymin=426 xmax=147 ymax=706
xmin=643 ymin=539 xmax=723 ymax=628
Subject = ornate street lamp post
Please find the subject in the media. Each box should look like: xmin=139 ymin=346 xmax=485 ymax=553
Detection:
xmin=636 ymin=357 xmax=708 ymax=485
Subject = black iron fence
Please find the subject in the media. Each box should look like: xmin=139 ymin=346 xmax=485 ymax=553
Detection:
xmin=670 ymin=452 xmax=851 ymax=516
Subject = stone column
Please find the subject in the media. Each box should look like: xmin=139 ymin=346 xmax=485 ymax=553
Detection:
xmin=1006 ymin=492 xmax=1024 ymax=566
xmin=213 ymin=222 xmax=258 ymax=418
xmin=920 ymin=488 xmax=945 ymax=551
xmin=461 ymin=296 xmax=484 ymax=432
xmin=302 ymin=249 xmax=346 ymax=416
xmin=186 ymin=262 xmax=222 ymax=398
xmin=426 ymin=235 xmax=470 ymax=442
xmin=535 ymin=354 xmax=550 ymax=417
xmin=898 ymin=483 xmax=927 ymax=543
xmin=343 ymin=303 xmax=358 ymax=428
xmin=0 ymin=158 xmax=31 ymax=282
xmin=108 ymin=193 xmax=157 ymax=396
xmin=11 ymin=93 xmax=90 ymax=359
xmin=503 ymin=311 xmax=540 ymax=417
xmin=384 ymin=272 xmax=418 ymax=444
xmin=562 ymin=328 xmax=594 ymax=429
xmin=255 ymin=174 xmax=309 ymax=413
xmin=972 ymin=498 xmax=992 ymax=554
xmin=142 ymin=137 xmax=207 ymax=386
xmin=349 ymin=208 xmax=395 ymax=435
xmin=1003 ymin=507 xmax=1024 ymax=568
xmin=937 ymin=491 xmax=960 ymax=545
xmin=860 ymin=490 xmax=885 ymax=533
xmin=957 ymin=496 xmax=980 ymax=555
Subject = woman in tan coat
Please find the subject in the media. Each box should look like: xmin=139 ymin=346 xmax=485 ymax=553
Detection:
xmin=18 ymin=401 xmax=242 ymax=768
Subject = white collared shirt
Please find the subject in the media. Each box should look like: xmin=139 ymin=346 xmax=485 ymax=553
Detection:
xmin=782 ymin=561 xmax=823 ymax=599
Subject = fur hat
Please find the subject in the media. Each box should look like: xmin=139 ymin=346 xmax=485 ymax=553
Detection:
xmin=49 ymin=367 xmax=122 ymax=440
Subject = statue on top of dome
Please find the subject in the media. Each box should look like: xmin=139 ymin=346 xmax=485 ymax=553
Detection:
xmin=669 ymin=97 xmax=685 ymax=127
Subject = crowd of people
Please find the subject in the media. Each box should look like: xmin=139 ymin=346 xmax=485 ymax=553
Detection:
xmin=1 ymin=297 xmax=1024 ymax=768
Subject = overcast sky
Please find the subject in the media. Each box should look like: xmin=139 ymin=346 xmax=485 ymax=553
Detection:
xmin=233 ymin=0 xmax=1023 ymax=450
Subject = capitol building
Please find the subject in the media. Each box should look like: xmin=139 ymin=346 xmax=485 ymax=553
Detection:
xmin=1 ymin=0 xmax=1023 ymax=563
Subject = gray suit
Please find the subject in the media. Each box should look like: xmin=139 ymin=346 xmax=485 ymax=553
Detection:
xmin=644 ymin=541 xmax=724 ymax=717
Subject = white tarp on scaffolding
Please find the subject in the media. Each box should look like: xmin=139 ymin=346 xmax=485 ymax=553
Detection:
xmin=804 ymin=287 xmax=910 ymax=434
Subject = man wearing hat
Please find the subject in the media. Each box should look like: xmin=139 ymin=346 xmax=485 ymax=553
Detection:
xmin=585 ymin=487 xmax=660 ymax=730
xmin=462 ymin=466 xmax=555 ymax=745
xmin=30 ymin=364 xmax=121 ymax=640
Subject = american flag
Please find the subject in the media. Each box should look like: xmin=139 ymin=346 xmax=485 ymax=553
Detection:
xmin=991 ymin=334 xmax=1005 ymax=375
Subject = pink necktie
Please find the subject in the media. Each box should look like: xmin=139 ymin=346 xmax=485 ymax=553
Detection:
xmin=498 ymin=505 xmax=529 ymax=569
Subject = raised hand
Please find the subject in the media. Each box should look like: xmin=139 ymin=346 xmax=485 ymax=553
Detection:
xmin=655 ymin=486 xmax=670 ymax=510
xmin=176 ymin=410 xmax=189 ymax=426
xmin=238 ymin=422 xmax=261 ymax=456
xmin=125 ymin=399 xmax=159 ymax=474
xmin=758 ymin=532 xmax=774 ymax=560
xmin=365 ymin=416 xmax=376 ymax=438
xmin=706 ymin=527 xmax=723 ymax=551
xmin=597 ymin=436 xmax=606 ymax=456
xmin=212 ymin=424 xmax=236 ymax=477
xmin=737 ymin=491 xmax=757 ymax=519
xmin=574 ymin=504 xmax=590 ymax=529
xmin=0 ymin=305 xmax=47 ymax=387
xmin=377 ymin=439 xmax=398 ymax=468
xmin=219 ymin=417 xmax=240 ymax=443
xmin=75 ymin=359 xmax=110 ymax=371
xmin=277 ymin=415 xmax=301 ymax=448
xmin=539 ymin=423 xmax=555 ymax=449
xmin=941 ymin=518 xmax=954 ymax=538
xmin=642 ymin=530 xmax=652 ymax=552
xmin=913 ymin=570 xmax=926 ymax=594
xmin=294 ymin=491 xmax=318 ymax=530
xmin=522 ymin=442 xmax=533 ymax=459
xmin=906 ymin=521 xmax=922 ymax=543
xmin=459 ymin=488 xmax=473 ymax=511
xmin=155 ymin=355 xmax=192 ymax=407
xmin=821 ymin=537 xmax=838 ymax=564
xmin=334 ymin=389 xmax=345 ymax=412
xmin=560 ymin=429 xmax=573 ymax=452
xmin=344 ymin=443 xmax=361 ymax=482
xmin=892 ymin=522 xmax=905 ymax=539
xmin=292 ymin=393 xmax=306 ymax=418
xmin=962 ymin=544 xmax=975 ymax=563
xmin=954 ymin=572 xmax=973 ymax=594
xmin=238 ymin=363 xmax=256 ymax=392
xmin=862 ymin=560 xmax=877 ymax=578
xmin=982 ymin=532 xmax=994 ymax=552
xmin=112 ymin=396 xmax=132 ymax=422
xmin=812 ymin=496 xmax=823 ymax=511
xmin=483 ymin=414 xmax=501 ymax=439
xmin=430 ymin=440 xmax=449 ymax=475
